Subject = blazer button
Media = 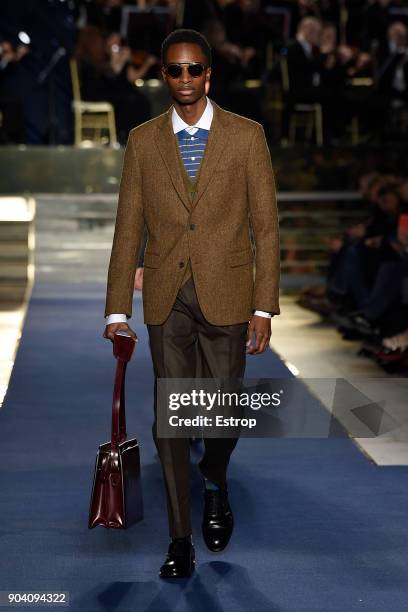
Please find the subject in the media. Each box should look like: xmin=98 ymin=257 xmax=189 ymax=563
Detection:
xmin=179 ymin=261 xmax=185 ymax=268
xmin=190 ymin=223 xmax=196 ymax=230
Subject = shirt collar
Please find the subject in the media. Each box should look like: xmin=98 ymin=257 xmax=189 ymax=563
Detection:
xmin=171 ymin=96 xmax=213 ymax=134
xmin=298 ymin=38 xmax=312 ymax=58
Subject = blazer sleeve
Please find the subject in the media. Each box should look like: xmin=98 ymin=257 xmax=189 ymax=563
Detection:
xmin=104 ymin=131 xmax=145 ymax=318
xmin=247 ymin=124 xmax=281 ymax=315
xmin=137 ymin=225 xmax=148 ymax=267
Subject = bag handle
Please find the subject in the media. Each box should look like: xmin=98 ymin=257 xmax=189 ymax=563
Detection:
xmin=111 ymin=331 xmax=136 ymax=450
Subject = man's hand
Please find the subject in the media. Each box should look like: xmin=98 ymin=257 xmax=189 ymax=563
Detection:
xmin=103 ymin=322 xmax=138 ymax=343
xmin=364 ymin=235 xmax=382 ymax=249
xmin=134 ymin=267 xmax=144 ymax=291
xmin=246 ymin=314 xmax=271 ymax=354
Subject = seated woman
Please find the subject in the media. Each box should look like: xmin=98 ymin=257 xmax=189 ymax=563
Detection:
xmin=73 ymin=26 xmax=154 ymax=144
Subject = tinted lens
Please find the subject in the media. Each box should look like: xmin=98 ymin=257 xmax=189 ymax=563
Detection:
xmin=165 ymin=63 xmax=205 ymax=78
xmin=166 ymin=64 xmax=182 ymax=78
xmin=188 ymin=64 xmax=204 ymax=77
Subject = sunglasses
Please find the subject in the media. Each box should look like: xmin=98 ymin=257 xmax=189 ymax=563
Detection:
xmin=164 ymin=62 xmax=207 ymax=79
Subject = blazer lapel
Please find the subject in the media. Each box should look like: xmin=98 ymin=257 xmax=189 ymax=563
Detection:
xmin=192 ymin=100 xmax=233 ymax=210
xmin=154 ymin=107 xmax=191 ymax=212
xmin=154 ymin=99 xmax=234 ymax=213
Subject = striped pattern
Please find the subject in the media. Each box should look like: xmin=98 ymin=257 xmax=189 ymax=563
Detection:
xmin=176 ymin=128 xmax=209 ymax=179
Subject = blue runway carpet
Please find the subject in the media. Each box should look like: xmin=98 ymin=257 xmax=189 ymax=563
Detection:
xmin=1 ymin=280 xmax=408 ymax=611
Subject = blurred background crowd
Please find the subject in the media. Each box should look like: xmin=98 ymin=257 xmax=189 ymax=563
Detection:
xmin=298 ymin=169 xmax=408 ymax=370
xmin=1 ymin=0 xmax=408 ymax=146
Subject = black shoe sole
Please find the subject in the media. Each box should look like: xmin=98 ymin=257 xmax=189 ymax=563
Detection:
xmin=159 ymin=561 xmax=195 ymax=579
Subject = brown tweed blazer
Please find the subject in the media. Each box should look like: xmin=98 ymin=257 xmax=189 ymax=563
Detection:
xmin=104 ymin=99 xmax=280 ymax=326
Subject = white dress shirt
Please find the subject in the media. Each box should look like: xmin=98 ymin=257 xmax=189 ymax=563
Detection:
xmin=105 ymin=96 xmax=272 ymax=325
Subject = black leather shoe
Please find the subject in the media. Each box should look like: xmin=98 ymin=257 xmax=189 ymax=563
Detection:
xmin=159 ymin=537 xmax=195 ymax=578
xmin=202 ymin=486 xmax=234 ymax=552
xmin=350 ymin=313 xmax=380 ymax=337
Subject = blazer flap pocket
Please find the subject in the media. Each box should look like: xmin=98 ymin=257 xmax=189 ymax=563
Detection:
xmin=228 ymin=247 xmax=253 ymax=267
xmin=143 ymin=251 xmax=161 ymax=268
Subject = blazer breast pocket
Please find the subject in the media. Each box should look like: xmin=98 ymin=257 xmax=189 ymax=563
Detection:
xmin=228 ymin=247 xmax=253 ymax=267
xmin=143 ymin=251 xmax=161 ymax=269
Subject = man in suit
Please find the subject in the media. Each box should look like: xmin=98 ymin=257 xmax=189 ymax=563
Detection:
xmin=103 ymin=28 xmax=280 ymax=578
xmin=283 ymin=17 xmax=342 ymax=143
xmin=286 ymin=17 xmax=324 ymax=104
xmin=376 ymin=22 xmax=408 ymax=105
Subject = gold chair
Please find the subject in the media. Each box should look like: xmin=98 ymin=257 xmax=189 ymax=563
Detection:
xmin=69 ymin=59 xmax=118 ymax=147
xmin=280 ymin=55 xmax=323 ymax=146
xmin=346 ymin=78 xmax=374 ymax=145
xmin=390 ymin=99 xmax=408 ymax=134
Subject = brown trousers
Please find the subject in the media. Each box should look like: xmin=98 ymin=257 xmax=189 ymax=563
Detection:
xmin=147 ymin=271 xmax=248 ymax=537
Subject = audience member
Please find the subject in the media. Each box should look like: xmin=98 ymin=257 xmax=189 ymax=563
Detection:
xmin=283 ymin=17 xmax=346 ymax=143
xmin=0 ymin=38 xmax=28 ymax=143
xmin=184 ymin=0 xmax=262 ymax=118
xmin=376 ymin=21 xmax=408 ymax=110
xmin=73 ymin=26 xmax=152 ymax=144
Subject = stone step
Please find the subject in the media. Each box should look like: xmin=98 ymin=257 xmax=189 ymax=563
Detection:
xmin=0 ymin=242 xmax=31 ymax=260
xmin=0 ymin=263 xmax=30 ymax=280
xmin=0 ymin=223 xmax=31 ymax=241
xmin=0 ymin=281 xmax=27 ymax=302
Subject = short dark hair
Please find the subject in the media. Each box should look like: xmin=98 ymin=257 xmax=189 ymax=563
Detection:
xmin=161 ymin=28 xmax=212 ymax=66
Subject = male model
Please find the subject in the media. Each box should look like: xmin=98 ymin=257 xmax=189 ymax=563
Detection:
xmin=103 ymin=28 xmax=280 ymax=578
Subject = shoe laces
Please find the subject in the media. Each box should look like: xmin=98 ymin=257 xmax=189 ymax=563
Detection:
xmin=205 ymin=489 xmax=227 ymax=516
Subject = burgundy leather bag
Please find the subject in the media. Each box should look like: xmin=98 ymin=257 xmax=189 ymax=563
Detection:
xmin=88 ymin=331 xmax=143 ymax=529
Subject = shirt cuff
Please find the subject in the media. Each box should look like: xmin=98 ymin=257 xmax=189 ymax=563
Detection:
xmin=105 ymin=313 xmax=128 ymax=325
xmin=253 ymin=310 xmax=273 ymax=318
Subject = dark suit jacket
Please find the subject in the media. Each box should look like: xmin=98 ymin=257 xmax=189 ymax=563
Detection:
xmin=104 ymin=99 xmax=280 ymax=325
xmin=286 ymin=40 xmax=323 ymax=102
xmin=377 ymin=47 xmax=408 ymax=99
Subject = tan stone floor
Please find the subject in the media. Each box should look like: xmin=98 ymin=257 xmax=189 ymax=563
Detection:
xmin=271 ymin=296 xmax=408 ymax=465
